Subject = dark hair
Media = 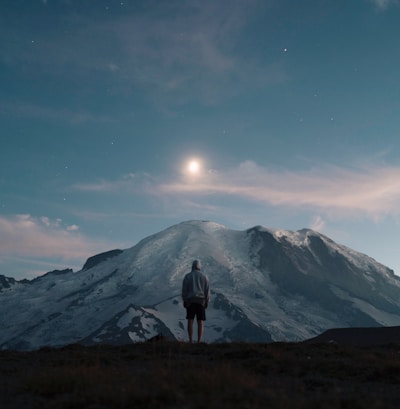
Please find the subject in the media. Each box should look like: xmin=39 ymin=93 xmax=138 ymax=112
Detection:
xmin=192 ymin=259 xmax=201 ymax=270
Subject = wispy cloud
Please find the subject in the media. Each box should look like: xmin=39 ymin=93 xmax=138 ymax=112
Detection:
xmin=370 ymin=0 xmax=398 ymax=9
xmin=110 ymin=0 xmax=284 ymax=104
xmin=72 ymin=173 xmax=155 ymax=194
xmin=0 ymin=214 xmax=117 ymax=275
xmin=158 ymin=161 xmax=400 ymax=220
xmin=310 ymin=215 xmax=326 ymax=231
xmin=0 ymin=0 xmax=283 ymax=107
xmin=0 ymin=100 xmax=112 ymax=124
xmin=70 ymin=161 xmax=400 ymax=222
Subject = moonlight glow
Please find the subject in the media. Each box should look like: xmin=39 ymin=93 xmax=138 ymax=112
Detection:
xmin=188 ymin=160 xmax=200 ymax=174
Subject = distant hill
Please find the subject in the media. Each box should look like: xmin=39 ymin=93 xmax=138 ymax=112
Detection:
xmin=305 ymin=326 xmax=400 ymax=346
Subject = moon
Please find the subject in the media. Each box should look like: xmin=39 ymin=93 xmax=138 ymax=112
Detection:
xmin=188 ymin=160 xmax=200 ymax=174
xmin=182 ymin=157 xmax=204 ymax=178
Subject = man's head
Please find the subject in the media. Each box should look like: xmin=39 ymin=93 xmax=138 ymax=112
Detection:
xmin=192 ymin=259 xmax=201 ymax=270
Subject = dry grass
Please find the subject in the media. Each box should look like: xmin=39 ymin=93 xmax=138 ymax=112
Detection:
xmin=1 ymin=341 xmax=400 ymax=408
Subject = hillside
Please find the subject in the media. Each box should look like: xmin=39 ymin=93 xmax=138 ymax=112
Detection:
xmin=1 ymin=340 xmax=400 ymax=409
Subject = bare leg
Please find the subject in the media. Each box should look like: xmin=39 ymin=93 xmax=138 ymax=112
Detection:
xmin=187 ymin=319 xmax=194 ymax=343
xmin=197 ymin=320 xmax=204 ymax=343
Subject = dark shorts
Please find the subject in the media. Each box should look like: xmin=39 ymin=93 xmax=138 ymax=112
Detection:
xmin=186 ymin=302 xmax=206 ymax=321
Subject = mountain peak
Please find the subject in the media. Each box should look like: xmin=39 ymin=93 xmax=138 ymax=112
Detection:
xmin=1 ymin=220 xmax=400 ymax=350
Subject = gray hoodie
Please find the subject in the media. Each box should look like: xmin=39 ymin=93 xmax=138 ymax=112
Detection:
xmin=182 ymin=260 xmax=210 ymax=306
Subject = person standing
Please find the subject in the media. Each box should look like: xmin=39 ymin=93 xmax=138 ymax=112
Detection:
xmin=181 ymin=260 xmax=210 ymax=343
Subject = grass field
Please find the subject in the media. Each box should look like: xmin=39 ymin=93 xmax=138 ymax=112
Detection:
xmin=1 ymin=340 xmax=400 ymax=408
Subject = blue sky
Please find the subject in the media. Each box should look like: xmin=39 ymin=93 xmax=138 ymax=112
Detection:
xmin=1 ymin=0 xmax=400 ymax=279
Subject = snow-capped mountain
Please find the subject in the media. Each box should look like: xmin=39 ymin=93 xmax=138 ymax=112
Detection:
xmin=1 ymin=220 xmax=400 ymax=350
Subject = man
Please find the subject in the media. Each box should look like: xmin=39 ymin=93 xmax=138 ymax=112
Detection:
xmin=181 ymin=259 xmax=210 ymax=343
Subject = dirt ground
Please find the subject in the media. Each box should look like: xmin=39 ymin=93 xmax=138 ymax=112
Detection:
xmin=1 ymin=341 xmax=400 ymax=408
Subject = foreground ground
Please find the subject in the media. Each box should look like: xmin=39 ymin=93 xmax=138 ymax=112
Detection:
xmin=1 ymin=341 xmax=400 ymax=408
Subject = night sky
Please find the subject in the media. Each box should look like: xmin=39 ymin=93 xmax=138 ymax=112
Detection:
xmin=1 ymin=0 xmax=400 ymax=279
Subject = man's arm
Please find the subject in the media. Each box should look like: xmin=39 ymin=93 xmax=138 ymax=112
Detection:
xmin=204 ymin=276 xmax=210 ymax=308
xmin=182 ymin=275 xmax=188 ymax=307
